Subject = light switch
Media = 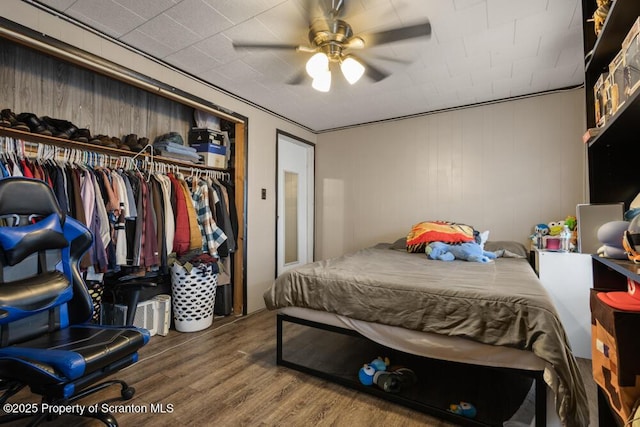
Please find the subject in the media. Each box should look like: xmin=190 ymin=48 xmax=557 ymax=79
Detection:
xmin=261 ymin=188 xmax=266 ymax=199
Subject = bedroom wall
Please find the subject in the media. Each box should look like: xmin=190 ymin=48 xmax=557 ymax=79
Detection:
xmin=1 ymin=0 xmax=317 ymax=314
xmin=315 ymin=89 xmax=587 ymax=260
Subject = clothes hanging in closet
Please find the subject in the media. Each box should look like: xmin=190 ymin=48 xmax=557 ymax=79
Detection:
xmin=0 ymin=149 xmax=237 ymax=278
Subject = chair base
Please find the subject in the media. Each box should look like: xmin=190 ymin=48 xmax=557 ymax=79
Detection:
xmin=0 ymin=378 xmax=135 ymax=426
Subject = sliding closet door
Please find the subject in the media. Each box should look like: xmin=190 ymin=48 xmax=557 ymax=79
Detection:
xmin=276 ymin=132 xmax=314 ymax=277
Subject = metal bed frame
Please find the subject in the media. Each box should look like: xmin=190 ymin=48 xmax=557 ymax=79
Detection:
xmin=276 ymin=313 xmax=547 ymax=427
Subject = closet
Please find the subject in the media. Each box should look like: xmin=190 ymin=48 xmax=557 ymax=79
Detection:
xmin=0 ymin=22 xmax=247 ymax=315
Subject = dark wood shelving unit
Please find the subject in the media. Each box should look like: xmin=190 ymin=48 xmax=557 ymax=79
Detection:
xmin=583 ymin=0 xmax=640 ymax=208
xmin=583 ymin=2 xmax=640 ymax=424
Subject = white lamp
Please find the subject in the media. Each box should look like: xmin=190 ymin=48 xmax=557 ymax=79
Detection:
xmin=340 ymin=56 xmax=365 ymax=85
xmin=311 ymin=69 xmax=331 ymax=92
xmin=306 ymin=52 xmax=329 ymax=78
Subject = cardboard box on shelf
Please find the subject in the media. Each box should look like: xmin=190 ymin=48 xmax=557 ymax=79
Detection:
xmin=192 ymin=142 xmax=227 ymax=169
xmin=188 ymin=128 xmax=225 ymax=145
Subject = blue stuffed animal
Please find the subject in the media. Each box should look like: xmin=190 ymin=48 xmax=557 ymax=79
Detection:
xmin=358 ymin=357 xmax=388 ymax=386
xmin=449 ymin=401 xmax=477 ymax=418
xmin=426 ymin=241 xmax=497 ymax=263
xmin=358 ymin=357 xmax=417 ymax=393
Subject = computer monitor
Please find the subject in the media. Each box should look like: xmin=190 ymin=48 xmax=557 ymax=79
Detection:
xmin=576 ymin=203 xmax=625 ymax=254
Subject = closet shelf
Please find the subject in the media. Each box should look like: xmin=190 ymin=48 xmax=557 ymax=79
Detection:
xmin=0 ymin=126 xmax=228 ymax=172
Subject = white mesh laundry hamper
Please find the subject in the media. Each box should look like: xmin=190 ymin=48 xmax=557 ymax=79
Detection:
xmin=170 ymin=262 xmax=217 ymax=332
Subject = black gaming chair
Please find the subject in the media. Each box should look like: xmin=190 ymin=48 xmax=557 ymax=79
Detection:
xmin=0 ymin=177 xmax=149 ymax=426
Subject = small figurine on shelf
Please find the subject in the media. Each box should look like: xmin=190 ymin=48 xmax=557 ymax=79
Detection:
xmin=532 ymin=217 xmax=578 ymax=251
xmin=589 ymin=0 xmax=612 ymax=36
xmin=547 ymin=220 xmax=565 ymax=236
xmin=565 ymin=215 xmax=578 ymax=248
xmin=531 ymin=223 xmax=549 ymax=250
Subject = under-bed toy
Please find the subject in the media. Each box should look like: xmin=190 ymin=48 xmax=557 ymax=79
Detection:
xmin=358 ymin=357 xmax=417 ymax=393
xmin=449 ymin=401 xmax=477 ymax=418
xmin=358 ymin=357 xmax=389 ymax=386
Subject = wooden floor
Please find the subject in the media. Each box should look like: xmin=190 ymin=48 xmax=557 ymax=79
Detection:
xmin=9 ymin=309 xmax=598 ymax=426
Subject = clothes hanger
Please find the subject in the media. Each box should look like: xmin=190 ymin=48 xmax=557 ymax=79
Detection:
xmin=130 ymin=143 xmax=154 ymax=182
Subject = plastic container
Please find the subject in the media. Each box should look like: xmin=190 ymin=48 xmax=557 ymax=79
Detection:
xmin=609 ymin=50 xmax=627 ymax=113
xmin=622 ymin=17 xmax=640 ymax=98
xmin=560 ymin=226 xmax=572 ymax=252
xmin=594 ymin=73 xmax=609 ymax=127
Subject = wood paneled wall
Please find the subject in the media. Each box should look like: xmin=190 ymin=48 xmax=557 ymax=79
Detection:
xmin=0 ymin=39 xmax=192 ymax=142
xmin=315 ymin=89 xmax=587 ymax=259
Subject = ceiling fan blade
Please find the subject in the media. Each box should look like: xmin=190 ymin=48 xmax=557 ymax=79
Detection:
xmin=362 ymin=53 xmax=412 ymax=65
xmin=350 ymin=54 xmax=389 ymax=82
xmin=287 ymin=70 xmax=308 ymax=85
xmin=361 ymin=20 xmax=431 ymax=47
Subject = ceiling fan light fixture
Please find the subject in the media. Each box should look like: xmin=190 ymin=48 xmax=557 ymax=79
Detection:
xmin=347 ymin=37 xmax=365 ymax=49
xmin=341 ymin=56 xmax=365 ymax=84
xmin=312 ymin=69 xmax=332 ymax=92
xmin=306 ymin=52 xmax=329 ymax=78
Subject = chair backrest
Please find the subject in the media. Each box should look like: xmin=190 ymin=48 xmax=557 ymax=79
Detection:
xmin=0 ymin=177 xmax=94 ymax=345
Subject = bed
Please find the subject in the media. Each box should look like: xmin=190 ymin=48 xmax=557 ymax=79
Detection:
xmin=263 ymin=241 xmax=589 ymax=427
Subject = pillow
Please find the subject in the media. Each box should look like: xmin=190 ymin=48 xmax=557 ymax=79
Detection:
xmin=389 ymin=237 xmax=407 ymax=251
xmin=406 ymin=221 xmax=476 ymax=253
xmin=483 ymin=241 xmax=528 ymax=258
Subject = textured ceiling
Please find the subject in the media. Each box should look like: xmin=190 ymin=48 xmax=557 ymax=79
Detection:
xmin=29 ymin=0 xmax=584 ymax=132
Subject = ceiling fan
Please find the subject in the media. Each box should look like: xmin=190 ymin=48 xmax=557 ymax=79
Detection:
xmin=232 ymin=0 xmax=432 ymax=92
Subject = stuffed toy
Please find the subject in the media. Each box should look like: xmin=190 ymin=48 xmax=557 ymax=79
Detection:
xmin=565 ymin=215 xmax=578 ymax=247
xmin=547 ymin=220 xmax=566 ymax=236
xmin=358 ymin=357 xmax=417 ymax=393
xmin=358 ymin=357 xmax=389 ymax=386
xmin=426 ymin=241 xmax=497 ymax=263
xmin=534 ymin=223 xmax=550 ymax=236
xmin=531 ymin=223 xmax=550 ymax=248
xmin=449 ymin=401 xmax=477 ymax=418
xmin=597 ymin=220 xmax=629 ymax=259
xmin=564 ymin=216 xmax=577 ymax=231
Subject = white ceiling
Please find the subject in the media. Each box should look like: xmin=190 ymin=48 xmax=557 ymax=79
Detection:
xmin=29 ymin=0 xmax=585 ymax=132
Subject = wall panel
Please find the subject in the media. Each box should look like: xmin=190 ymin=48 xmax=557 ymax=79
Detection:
xmin=0 ymin=39 xmax=191 ymax=141
xmin=315 ymin=89 xmax=588 ymax=259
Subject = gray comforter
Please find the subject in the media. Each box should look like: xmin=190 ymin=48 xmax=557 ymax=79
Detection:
xmin=264 ymin=244 xmax=589 ymax=427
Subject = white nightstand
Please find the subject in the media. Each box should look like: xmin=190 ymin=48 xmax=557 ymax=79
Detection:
xmin=533 ymin=248 xmax=593 ymax=359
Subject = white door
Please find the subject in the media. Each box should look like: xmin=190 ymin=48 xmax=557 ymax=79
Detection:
xmin=277 ymin=132 xmax=314 ymax=276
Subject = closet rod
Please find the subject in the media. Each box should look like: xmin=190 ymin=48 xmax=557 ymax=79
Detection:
xmin=0 ymin=127 xmax=230 ymax=173
xmin=0 ymin=135 xmax=231 ymax=180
